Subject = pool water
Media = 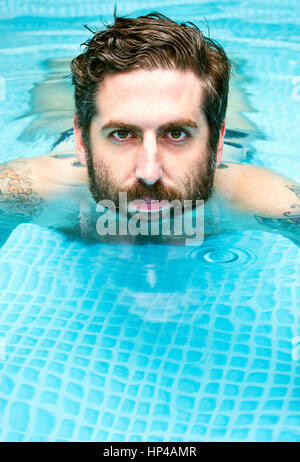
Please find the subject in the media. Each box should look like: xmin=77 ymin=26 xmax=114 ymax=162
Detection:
xmin=0 ymin=0 xmax=300 ymax=442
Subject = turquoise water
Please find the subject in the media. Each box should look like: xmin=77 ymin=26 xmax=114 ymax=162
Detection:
xmin=0 ymin=0 xmax=300 ymax=442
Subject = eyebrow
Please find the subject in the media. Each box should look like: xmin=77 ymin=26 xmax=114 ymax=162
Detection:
xmin=100 ymin=118 xmax=199 ymax=134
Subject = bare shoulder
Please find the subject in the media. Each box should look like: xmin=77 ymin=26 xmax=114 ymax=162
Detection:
xmin=213 ymin=161 xmax=300 ymax=218
xmin=0 ymin=153 xmax=88 ymax=226
xmin=28 ymin=152 xmax=88 ymax=194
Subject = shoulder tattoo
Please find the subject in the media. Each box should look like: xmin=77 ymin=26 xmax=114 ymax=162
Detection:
xmin=217 ymin=163 xmax=229 ymax=169
xmin=285 ymin=184 xmax=300 ymax=200
xmin=255 ymin=184 xmax=300 ymax=230
xmin=50 ymin=153 xmax=84 ymax=168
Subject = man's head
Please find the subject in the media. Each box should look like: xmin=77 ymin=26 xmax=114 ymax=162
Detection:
xmin=71 ymin=11 xmax=232 ymax=209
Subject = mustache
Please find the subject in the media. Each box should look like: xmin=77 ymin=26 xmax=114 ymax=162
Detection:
xmin=122 ymin=179 xmax=182 ymax=203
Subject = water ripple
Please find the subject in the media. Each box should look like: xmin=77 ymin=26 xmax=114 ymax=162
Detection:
xmin=188 ymin=243 xmax=257 ymax=267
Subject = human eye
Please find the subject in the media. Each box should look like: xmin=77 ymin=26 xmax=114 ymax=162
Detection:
xmin=109 ymin=129 xmax=134 ymax=144
xmin=165 ymin=128 xmax=190 ymax=143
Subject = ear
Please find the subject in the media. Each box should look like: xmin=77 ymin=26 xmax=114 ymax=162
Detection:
xmin=73 ymin=114 xmax=87 ymax=166
xmin=216 ymin=120 xmax=226 ymax=168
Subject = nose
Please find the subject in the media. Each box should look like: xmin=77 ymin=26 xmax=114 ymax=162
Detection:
xmin=135 ymin=131 xmax=163 ymax=185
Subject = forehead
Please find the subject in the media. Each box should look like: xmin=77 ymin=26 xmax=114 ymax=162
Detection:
xmin=94 ymin=68 xmax=206 ymax=126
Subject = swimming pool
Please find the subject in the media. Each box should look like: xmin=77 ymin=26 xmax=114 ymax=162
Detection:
xmin=0 ymin=0 xmax=300 ymax=442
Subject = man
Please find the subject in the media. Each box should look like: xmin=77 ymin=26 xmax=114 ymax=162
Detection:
xmin=0 ymin=12 xmax=299 ymax=245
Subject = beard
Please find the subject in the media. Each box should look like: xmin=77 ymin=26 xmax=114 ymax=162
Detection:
xmin=85 ymin=144 xmax=217 ymax=209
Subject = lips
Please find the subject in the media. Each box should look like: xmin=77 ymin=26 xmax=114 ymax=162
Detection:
xmin=128 ymin=197 xmax=170 ymax=213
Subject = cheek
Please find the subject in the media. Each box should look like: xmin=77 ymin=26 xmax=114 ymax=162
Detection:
xmin=93 ymin=149 xmax=135 ymax=184
xmin=163 ymin=137 xmax=208 ymax=174
xmin=163 ymin=153 xmax=202 ymax=182
xmin=89 ymin=131 xmax=135 ymax=178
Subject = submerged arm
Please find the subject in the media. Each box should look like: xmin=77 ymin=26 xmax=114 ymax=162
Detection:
xmin=0 ymin=159 xmax=44 ymax=227
xmin=214 ymin=162 xmax=300 ymax=245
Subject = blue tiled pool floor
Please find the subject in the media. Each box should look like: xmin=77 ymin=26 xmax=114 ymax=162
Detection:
xmin=0 ymin=224 xmax=299 ymax=442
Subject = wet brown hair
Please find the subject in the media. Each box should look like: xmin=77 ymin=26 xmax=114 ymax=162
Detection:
xmin=71 ymin=9 xmax=234 ymax=156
